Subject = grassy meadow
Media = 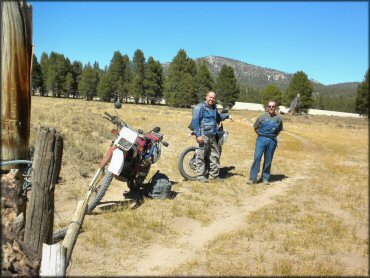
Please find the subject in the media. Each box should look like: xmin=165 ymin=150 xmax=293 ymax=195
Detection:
xmin=30 ymin=96 xmax=368 ymax=276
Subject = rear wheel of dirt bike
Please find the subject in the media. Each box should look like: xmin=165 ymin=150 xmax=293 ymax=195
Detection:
xmin=178 ymin=146 xmax=198 ymax=180
xmin=52 ymin=171 xmax=113 ymax=243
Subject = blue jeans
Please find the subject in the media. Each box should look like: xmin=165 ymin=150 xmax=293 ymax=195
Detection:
xmin=250 ymin=136 xmax=277 ymax=182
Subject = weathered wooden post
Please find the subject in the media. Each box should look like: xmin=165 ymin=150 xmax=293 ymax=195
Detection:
xmin=1 ymin=0 xmax=33 ymax=171
xmin=39 ymin=168 xmax=103 ymax=276
xmin=24 ymin=127 xmax=63 ymax=255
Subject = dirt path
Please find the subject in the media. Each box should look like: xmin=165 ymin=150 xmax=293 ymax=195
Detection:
xmin=122 ymin=117 xmax=314 ymax=275
xmin=125 ymin=175 xmax=307 ymax=275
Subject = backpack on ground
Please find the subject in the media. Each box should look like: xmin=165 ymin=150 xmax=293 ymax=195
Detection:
xmin=145 ymin=171 xmax=172 ymax=199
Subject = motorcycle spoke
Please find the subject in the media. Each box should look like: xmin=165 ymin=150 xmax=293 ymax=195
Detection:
xmin=178 ymin=146 xmax=198 ymax=180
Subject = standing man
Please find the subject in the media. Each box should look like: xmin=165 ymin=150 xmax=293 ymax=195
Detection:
xmin=248 ymin=100 xmax=283 ymax=185
xmin=192 ymin=91 xmax=225 ymax=182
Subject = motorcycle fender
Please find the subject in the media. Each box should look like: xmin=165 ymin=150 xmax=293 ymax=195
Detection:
xmin=108 ymin=148 xmax=125 ymax=176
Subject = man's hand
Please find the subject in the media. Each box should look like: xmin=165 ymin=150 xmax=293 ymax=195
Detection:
xmin=196 ymin=136 xmax=204 ymax=144
xmin=229 ymin=115 xmax=234 ymax=122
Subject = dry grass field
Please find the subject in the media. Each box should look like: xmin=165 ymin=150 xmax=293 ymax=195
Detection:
xmin=30 ymin=96 xmax=368 ymax=276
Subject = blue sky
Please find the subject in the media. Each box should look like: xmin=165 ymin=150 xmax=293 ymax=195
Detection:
xmin=31 ymin=1 xmax=368 ymax=85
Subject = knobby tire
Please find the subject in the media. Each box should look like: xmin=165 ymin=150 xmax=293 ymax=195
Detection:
xmin=178 ymin=146 xmax=198 ymax=181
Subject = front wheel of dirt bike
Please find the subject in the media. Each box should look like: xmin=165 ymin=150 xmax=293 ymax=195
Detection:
xmin=52 ymin=171 xmax=113 ymax=243
xmin=86 ymin=171 xmax=114 ymax=214
xmin=178 ymin=146 xmax=198 ymax=180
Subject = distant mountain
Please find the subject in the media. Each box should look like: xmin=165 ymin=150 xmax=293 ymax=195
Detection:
xmin=199 ymin=56 xmax=294 ymax=90
xmin=313 ymin=82 xmax=359 ymax=98
xmin=162 ymin=55 xmax=359 ymax=97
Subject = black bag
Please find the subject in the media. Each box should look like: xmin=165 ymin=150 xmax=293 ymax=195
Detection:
xmin=146 ymin=172 xmax=172 ymax=199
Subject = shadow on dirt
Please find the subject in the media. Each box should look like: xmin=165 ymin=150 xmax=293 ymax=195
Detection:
xmin=93 ymin=186 xmax=180 ymax=213
xmin=269 ymin=174 xmax=289 ymax=182
xmin=90 ymin=200 xmax=136 ymax=214
xmin=220 ymin=166 xmax=244 ymax=179
xmin=169 ymin=191 xmax=179 ymax=199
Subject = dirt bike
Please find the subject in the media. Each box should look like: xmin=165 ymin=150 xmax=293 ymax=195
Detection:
xmin=178 ymin=109 xmax=230 ymax=180
xmin=53 ymin=111 xmax=169 ymax=242
xmin=87 ymin=112 xmax=169 ymax=210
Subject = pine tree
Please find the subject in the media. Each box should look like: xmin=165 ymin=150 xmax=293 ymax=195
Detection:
xmin=262 ymin=84 xmax=283 ymax=108
xmin=122 ymin=54 xmax=132 ymax=102
xmin=97 ymin=71 xmax=113 ymax=102
xmin=93 ymin=61 xmax=101 ymax=89
xmin=45 ymin=52 xmax=69 ymax=97
xmin=132 ymin=49 xmax=146 ymax=103
xmin=71 ymin=61 xmax=83 ymax=98
xmin=355 ymin=69 xmax=369 ymax=117
xmin=164 ymin=49 xmax=197 ymax=107
xmin=31 ymin=54 xmax=44 ymax=95
xmin=195 ymin=60 xmax=214 ymax=102
xmin=144 ymin=57 xmax=163 ymax=104
xmin=179 ymin=73 xmax=196 ymax=106
xmin=131 ymin=74 xmax=143 ymax=104
xmin=285 ymin=71 xmax=314 ymax=112
xmin=64 ymin=58 xmax=73 ymax=97
xmin=40 ymin=52 xmax=49 ymax=96
xmin=215 ymin=65 xmax=239 ymax=108
xmin=78 ymin=63 xmax=99 ymax=100
xmin=108 ymin=51 xmax=126 ymax=102
xmin=65 ymin=72 xmax=74 ymax=98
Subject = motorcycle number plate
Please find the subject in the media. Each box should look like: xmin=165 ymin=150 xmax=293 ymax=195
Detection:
xmin=114 ymin=127 xmax=138 ymax=151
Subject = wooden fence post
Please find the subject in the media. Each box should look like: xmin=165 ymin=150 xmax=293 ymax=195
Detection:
xmin=38 ymin=168 xmax=102 ymax=276
xmin=24 ymin=127 xmax=63 ymax=255
xmin=1 ymin=0 xmax=33 ymax=171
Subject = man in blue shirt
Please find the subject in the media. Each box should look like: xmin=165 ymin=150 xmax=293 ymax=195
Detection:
xmin=192 ymin=91 xmax=226 ymax=182
xmin=248 ymin=100 xmax=283 ymax=185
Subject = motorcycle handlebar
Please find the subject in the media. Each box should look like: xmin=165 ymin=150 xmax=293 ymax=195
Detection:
xmin=104 ymin=112 xmax=168 ymax=145
xmin=104 ymin=112 xmax=113 ymax=119
xmin=104 ymin=112 xmax=127 ymax=128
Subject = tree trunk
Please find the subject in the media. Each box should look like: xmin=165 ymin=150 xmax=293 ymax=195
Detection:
xmin=24 ymin=127 xmax=63 ymax=255
xmin=1 ymin=0 xmax=33 ymax=171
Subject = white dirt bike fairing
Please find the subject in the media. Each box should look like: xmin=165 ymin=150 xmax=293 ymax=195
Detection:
xmin=108 ymin=127 xmax=138 ymax=176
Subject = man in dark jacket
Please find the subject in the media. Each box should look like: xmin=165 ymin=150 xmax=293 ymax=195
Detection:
xmin=191 ymin=91 xmax=227 ymax=182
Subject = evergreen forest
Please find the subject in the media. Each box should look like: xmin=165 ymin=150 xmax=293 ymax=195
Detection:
xmin=31 ymin=49 xmax=369 ymax=115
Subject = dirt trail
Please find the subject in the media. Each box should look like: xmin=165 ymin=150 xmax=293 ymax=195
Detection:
xmin=125 ymin=175 xmax=306 ymax=275
xmin=69 ymin=115 xmax=362 ymax=276
xmin=122 ymin=116 xmax=313 ymax=275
